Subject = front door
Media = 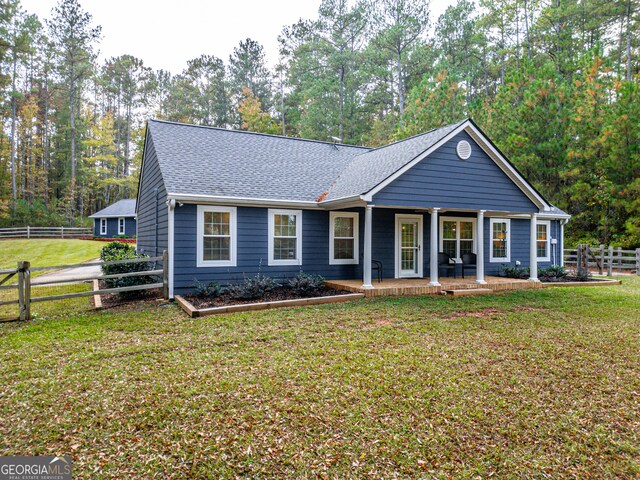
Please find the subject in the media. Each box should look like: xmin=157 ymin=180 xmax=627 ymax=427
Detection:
xmin=396 ymin=215 xmax=423 ymax=278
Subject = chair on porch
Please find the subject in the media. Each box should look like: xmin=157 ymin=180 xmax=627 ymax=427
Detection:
xmin=438 ymin=252 xmax=456 ymax=278
xmin=461 ymin=253 xmax=477 ymax=279
xmin=360 ymin=254 xmax=383 ymax=283
xmin=372 ymin=260 xmax=383 ymax=283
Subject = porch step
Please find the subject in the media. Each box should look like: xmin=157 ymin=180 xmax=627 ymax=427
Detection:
xmin=444 ymin=288 xmax=494 ymax=297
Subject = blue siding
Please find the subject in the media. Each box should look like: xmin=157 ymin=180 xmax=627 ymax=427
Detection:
xmin=172 ymin=205 xmax=562 ymax=291
xmin=373 ymin=131 xmax=538 ymax=213
xmin=136 ymin=133 xmax=168 ymax=256
xmin=93 ymin=217 xmax=136 ymax=237
xmin=173 ymin=205 xmax=364 ymax=293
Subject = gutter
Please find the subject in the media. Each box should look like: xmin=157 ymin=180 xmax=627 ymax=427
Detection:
xmin=167 ymin=193 xmax=319 ymax=209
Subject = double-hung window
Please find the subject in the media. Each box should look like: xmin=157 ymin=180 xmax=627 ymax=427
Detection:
xmin=197 ymin=205 xmax=237 ymax=267
xmin=118 ymin=217 xmax=125 ymax=235
xmin=268 ymin=209 xmax=302 ymax=266
xmin=100 ymin=218 xmax=107 ymax=235
xmin=440 ymin=217 xmax=476 ymax=261
xmin=490 ymin=218 xmax=511 ymax=262
xmin=329 ymin=212 xmax=359 ymax=265
xmin=536 ymin=220 xmax=551 ymax=261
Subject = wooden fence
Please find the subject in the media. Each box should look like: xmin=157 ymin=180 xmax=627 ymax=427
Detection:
xmin=0 ymin=226 xmax=92 ymax=239
xmin=0 ymin=251 xmax=167 ymax=322
xmin=564 ymin=244 xmax=640 ymax=275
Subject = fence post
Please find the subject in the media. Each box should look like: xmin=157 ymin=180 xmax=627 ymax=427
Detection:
xmin=636 ymin=248 xmax=640 ymax=276
xmin=607 ymin=246 xmax=613 ymax=276
xmin=17 ymin=261 xmax=31 ymax=321
xmin=162 ymin=249 xmax=169 ymax=300
xmin=598 ymin=244 xmax=604 ymax=275
xmin=26 ymin=226 xmax=30 ymax=239
xmin=618 ymin=247 xmax=622 ymax=273
xmin=23 ymin=261 xmax=30 ymax=320
xmin=61 ymin=226 xmax=64 ymax=239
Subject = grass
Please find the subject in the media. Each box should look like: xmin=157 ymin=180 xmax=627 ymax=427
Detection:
xmin=0 ymin=278 xmax=639 ymax=478
xmin=0 ymin=239 xmax=106 ymax=269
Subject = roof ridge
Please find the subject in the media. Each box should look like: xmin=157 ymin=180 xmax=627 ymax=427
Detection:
xmin=148 ymin=119 xmax=371 ymax=150
xmin=355 ymin=118 xmax=468 ymax=156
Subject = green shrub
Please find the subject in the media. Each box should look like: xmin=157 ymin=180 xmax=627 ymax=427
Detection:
xmin=500 ymin=265 xmax=530 ymax=279
xmin=287 ymin=272 xmax=325 ymax=297
xmin=538 ymin=265 xmax=567 ymax=279
xmin=100 ymin=242 xmax=155 ymax=296
xmin=227 ymin=274 xmax=280 ymax=300
xmin=192 ymin=279 xmax=224 ymax=298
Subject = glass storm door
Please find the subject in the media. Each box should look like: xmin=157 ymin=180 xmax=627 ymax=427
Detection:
xmin=398 ymin=217 xmax=422 ymax=278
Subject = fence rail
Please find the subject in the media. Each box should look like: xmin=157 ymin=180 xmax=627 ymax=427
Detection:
xmin=0 ymin=251 xmax=167 ymax=322
xmin=564 ymin=244 xmax=640 ymax=275
xmin=0 ymin=226 xmax=92 ymax=239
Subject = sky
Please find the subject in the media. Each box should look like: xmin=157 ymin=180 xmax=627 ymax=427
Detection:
xmin=21 ymin=0 xmax=456 ymax=74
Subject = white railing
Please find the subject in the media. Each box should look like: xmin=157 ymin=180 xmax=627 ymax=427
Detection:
xmin=0 ymin=226 xmax=92 ymax=239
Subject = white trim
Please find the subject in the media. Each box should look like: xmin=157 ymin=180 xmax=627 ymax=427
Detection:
xmin=89 ymin=214 xmax=136 ymax=219
xmin=196 ymin=205 xmax=237 ymax=268
xmin=169 ymin=193 xmax=318 ymax=209
xmin=362 ymin=205 xmax=374 ymax=288
xmin=100 ymin=218 xmax=107 ymax=235
xmin=329 ymin=212 xmax=359 ymax=265
xmin=489 ymin=218 xmax=511 ymax=263
xmin=363 ymin=120 xmax=550 ymax=211
xmin=118 ymin=217 xmax=125 ymax=235
xmin=268 ymin=209 xmax=302 ymax=266
xmin=476 ymin=210 xmax=487 ymax=284
xmin=439 ymin=216 xmax=477 ymax=262
xmin=167 ymin=200 xmax=175 ymax=299
xmin=428 ymin=208 xmax=440 ymax=286
xmin=394 ymin=214 xmax=424 ymax=278
xmin=536 ymin=220 xmax=551 ymax=262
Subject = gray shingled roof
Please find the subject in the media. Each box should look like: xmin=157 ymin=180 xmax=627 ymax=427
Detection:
xmin=325 ymin=120 xmax=465 ymax=201
xmin=89 ymin=199 xmax=137 ymax=218
xmin=148 ymin=120 xmax=370 ymax=202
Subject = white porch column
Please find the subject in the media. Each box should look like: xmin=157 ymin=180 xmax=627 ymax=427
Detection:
xmin=528 ymin=213 xmax=540 ymax=282
xmin=476 ymin=210 xmax=487 ymax=284
xmin=362 ymin=205 xmax=374 ymax=289
xmin=559 ymin=220 xmax=565 ymax=267
xmin=428 ymin=208 xmax=441 ymax=287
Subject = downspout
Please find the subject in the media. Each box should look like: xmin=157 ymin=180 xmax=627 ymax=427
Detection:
xmin=560 ymin=218 xmax=569 ymax=267
xmin=167 ymin=199 xmax=176 ymax=299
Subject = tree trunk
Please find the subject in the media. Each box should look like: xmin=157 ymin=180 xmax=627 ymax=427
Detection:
xmin=70 ymin=80 xmax=76 ymax=224
xmin=397 ymin=52 xmax=405 ymax=118
xmin=10 ymin=54 xmax=18 ymax=203
xmin=339 ymin=63 xmax=344 ymax=142
xmin=627 ymin=0 xmax=632 ymax=81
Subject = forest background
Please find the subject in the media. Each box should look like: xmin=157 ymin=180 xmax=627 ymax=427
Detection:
xmin=1 ymin=0 xmax=638 ymax=247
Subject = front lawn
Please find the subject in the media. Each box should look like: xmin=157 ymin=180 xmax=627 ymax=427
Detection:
xmin=0 ymin=278 xmax=638 ymax=478
xmin=0 ymin=239 xmax=106 ymax=269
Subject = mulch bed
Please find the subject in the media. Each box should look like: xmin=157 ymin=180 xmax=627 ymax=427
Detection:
xmin=97 ymin=280 xmax=162 ymax=308
xmin=185 ymin=287 xmax=350 ymax=309
xmin=540 ymin=276 xmax=604 ymax=282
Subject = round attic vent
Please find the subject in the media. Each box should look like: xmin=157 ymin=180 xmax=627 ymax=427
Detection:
xmin=456 ymin=140 xmax=472 ymax=160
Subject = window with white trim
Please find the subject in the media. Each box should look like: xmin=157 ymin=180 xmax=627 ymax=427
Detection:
xmin=118 ymin=217 xmax=125 ymax=235
xmin=100 ymin=218 xmax=107 ymax=235
xmin=197 ymin=205 xmax=237 ymax=267
xmin=439 ymin=217 xmax=476 ymax=261
xmin=268 ymin=209 xmax=302 ymax=266
xmin=490 ymin=218 xmax=510 ymax=262
xmin=537 ymin=220 xmax=551 ymax=261
xmin=329 ymin=212 xmax=359 ymax=265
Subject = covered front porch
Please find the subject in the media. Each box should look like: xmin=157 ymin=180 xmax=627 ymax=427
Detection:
xmin=325 ymin=275 xmax=543 ymax=297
